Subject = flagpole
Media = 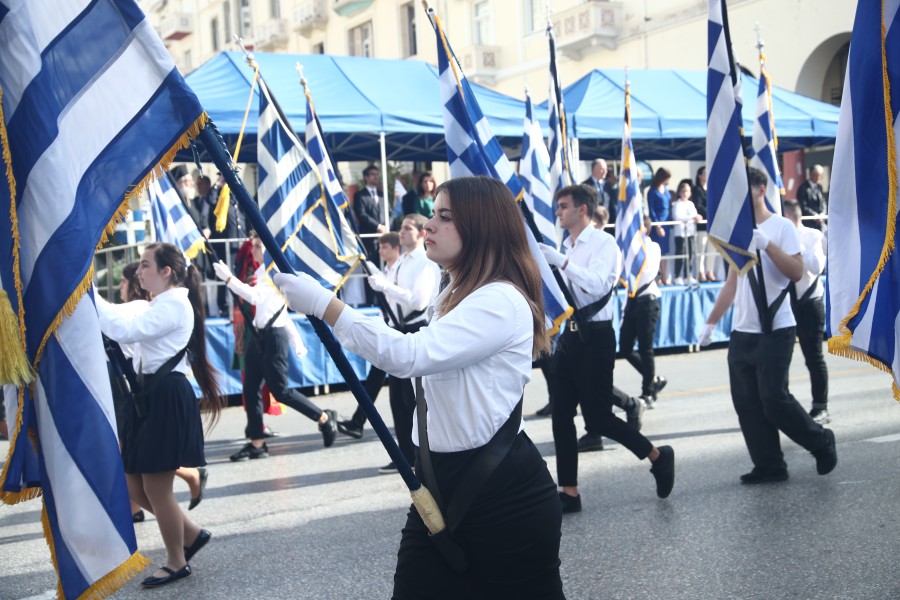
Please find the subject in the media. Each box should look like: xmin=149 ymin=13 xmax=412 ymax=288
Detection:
xmin=197 ymin=121 xmax=423 ymax=493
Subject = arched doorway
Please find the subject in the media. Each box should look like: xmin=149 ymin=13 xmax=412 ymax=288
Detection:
xmin=795 ymin=33 xmax=851 ymax=105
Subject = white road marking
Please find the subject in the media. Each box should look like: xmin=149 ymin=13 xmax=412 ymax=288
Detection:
xmin=862 ymin=433 xmax=900 ymax=443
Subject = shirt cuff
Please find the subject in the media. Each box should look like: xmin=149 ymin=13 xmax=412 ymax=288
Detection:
xmin=333 ymin=304 xmax=364 ymax=338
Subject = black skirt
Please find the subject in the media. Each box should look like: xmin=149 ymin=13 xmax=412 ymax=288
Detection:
xmin=122 ymin=372 xmax=206 ymax=474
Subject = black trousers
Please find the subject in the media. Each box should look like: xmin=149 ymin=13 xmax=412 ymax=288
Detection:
xmin=551 ymin=325 xmax=653 ymax=487
xmin=727 ymin=328 xmax=828 ymax=471
xmin=793 ymin=297 xmax=829 ymax=410
xmin=348 ymin=367 xmax=387 ymax=428
xmin=393 ymin=432 xmax=564 ymax=600
xmin=243 ymin=327 xmax=323 ymax=439
xmin=618 ymin=296 xmax=660 ymax=397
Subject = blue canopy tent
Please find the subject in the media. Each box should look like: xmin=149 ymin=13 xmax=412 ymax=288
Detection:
xmin=183 ymin=51 xmax=541 ymax=162
xmin=551 ymin=69 xmax=840 ymax=160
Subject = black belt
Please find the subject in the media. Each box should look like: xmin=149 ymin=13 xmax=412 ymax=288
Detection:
xmin=566 ymin=319 xmax=611 ymax=333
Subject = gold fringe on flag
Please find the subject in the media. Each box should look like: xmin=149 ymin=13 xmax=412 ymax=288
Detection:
xmin=77 ymin=551 xmax=151 ymax=600
xmin=215 ymin=67 xmax=259 ymax=232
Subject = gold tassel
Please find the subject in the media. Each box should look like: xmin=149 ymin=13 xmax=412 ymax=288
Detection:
xmin=0 ymin=290 xmax=32 ymax=386
xmin=76 ymin=551 xmax=151 ymax=600
xmin=214 ymin=68 xmax=258 ymax=233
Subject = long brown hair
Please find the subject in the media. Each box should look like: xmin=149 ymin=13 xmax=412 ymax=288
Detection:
xmin=121 ymin=262 xmax=150 ymax=302
xmin=146 ymin=243 xmax=224 ymax=428
xmin=434 ymin=176 xmax=550 ymax=357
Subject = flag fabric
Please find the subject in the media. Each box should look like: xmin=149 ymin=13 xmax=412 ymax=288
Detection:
xmin=826 ymin=0 xmax=900 ymax=398
xmin=430 ymin=11 xmax=571 ymax=333
xmin=749 ymin=58 xmax=784 ymax=215
xmin=615 ymin=84 xmax=649 ymax=296
xmin=149 ymin=173 xmax=207 ymax=259
xmin=519 ymin=91 xmax=557 ymax=246
xmin=257 ymin=79 xmax=360 ymax=291
xmin=706 ymin=0 xmax=756 ymax=273
xmin=0 ymin=0 xmax=210 ymax=595
xmin=393 ymin=177 xmax=408 ymax=220
xmin=546 ymin=23 xmax=573 ymax=193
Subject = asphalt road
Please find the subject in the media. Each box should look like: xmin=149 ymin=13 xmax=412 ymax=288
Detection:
xmin=1 ymin=345 xmax=899 ymax=599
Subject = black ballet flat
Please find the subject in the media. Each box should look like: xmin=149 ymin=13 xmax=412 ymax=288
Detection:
xmin=184 ymin=528 xmax=212 ymax=562
xmin=188 ymin=467 xmax=208 ymax=511
xmin=141 ymin=564 xmax=191 ymax=587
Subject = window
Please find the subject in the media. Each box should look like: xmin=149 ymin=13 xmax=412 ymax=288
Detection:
xmin=210 ymin=16 xmax=220 ymax=51
xmin=473 ymin=1 xmax=492 ymax=45
xmin=400 ymin=3 xmax=417 ymax=57
xmin=223 ymin=1 xmax=232 ymax=41
xmin=313 ymin=42 xmax=325 ymax=54
xmin=524 ymin=0 xmax=544 ymax=34
xmin=270 ymin=0 xmax=280 ymax=19
xmin=348 ymin=21 xmax=373 ymax=57
xmin=239 ymin=0 xmax=252 ymax=37
xmin=183 ymin=50 xmax=192 ymax=72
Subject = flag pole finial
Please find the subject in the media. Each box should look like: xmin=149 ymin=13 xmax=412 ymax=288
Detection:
xmin=233 ymin=35 xmax=256 ymax=67
xmin=296 ymin=62 xmax=308 ymax=89
xmin=545 ymin=1 xmax=553 ymax=29
xmin=624 ymin=65 xmax=630 ymax=91
xmin=754 ymin=22 xmax=766 ymax=67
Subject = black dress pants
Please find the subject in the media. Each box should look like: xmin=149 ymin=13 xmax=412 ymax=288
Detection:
xmin=551 ymin=324 xmax=653 ymax=487
xmin=793 ymin=297 xmax=829 ymax=410
xmin=727 ymin=328 xmax=828 ymax=471
xmin=618 ymin=296 xmax=660 ymax=397
xmin=243 ymin=327 xmax=322 ymax=439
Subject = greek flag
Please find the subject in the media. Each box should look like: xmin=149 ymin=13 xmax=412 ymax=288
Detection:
xmin=706 ymin=0 xmax=756 ymax=273
xmin=149 ymin=173 xmax=207 ymax=259
xmin=258 ymin=79 xmax=359 ymax=291
xmin=749 ymin=62 xmax=784 ymax=215
xmin=0 ymin=0 xmax=209 ymax=594
xmin=615 ymin=84 xmax=648 ymax=296
xmin=547 ymin=23 xmax=572 ymax=192
xmin=431 ymin=10 xmax=571 ymax=333
xmin=826 ymin=0 xmax=900 ymax=398
xmin=519 ymin=91 xmax=557 ymax=246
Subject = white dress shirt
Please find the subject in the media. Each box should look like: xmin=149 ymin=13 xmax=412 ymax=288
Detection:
xmin=381 ymin=247 xmax=440 ymax=326
xmin=334 ymin=281 xmax=532 ymax=452
xmin=560 ymin=226 xmax=621 ymax=322
xmin=97 ymin=288 xmax=193 ymax=375
xmin=227 ymin=265 xmax=306 ymax=354
xmin=795 ymin=224 xmax=826 ymax=300
xmin=733 ymin=214 xmax=802 ymax=333
xmin=633 ymin=240 xmax=662 ymax=299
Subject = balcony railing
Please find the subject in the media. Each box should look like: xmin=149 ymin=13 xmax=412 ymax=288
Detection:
xmin=457 ymin=44 xmax=501 ymax=86
xmin=552 ymin=0 xmax=622 ymax=60
xmin=159 ymin=12 xmax=193 ymax=41
xmin=255 ymin=18 xmax=290 ymax=51
xmin=333 ymin=0 xmax=374 ymax=18
xmin=293 ymin=0 xmax=329 ymax=34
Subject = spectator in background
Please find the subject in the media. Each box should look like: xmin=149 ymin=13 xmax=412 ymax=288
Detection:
xmin=693 ymin=166 xmax=717 ymax=282
xmin=671 ymin=180 xmax=701 ymax=285
xmin=647 ymin=167 xmax=673 ymax=285
xmin=354 ymin=165 xmax=387 ymax=305
xmin=401 ymin=171 xmax=437 ymax=218
xmin=206 ymin=173 xmax=247 ymax=317
xmin=797 ymin=165 xmax=827 ymax=231
xmin=582 ymin=158 xmax=617 ymax=224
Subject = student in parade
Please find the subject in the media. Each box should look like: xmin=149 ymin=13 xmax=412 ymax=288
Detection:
xmin=539 ymin=184 xmax=675 ymax=514
xmin=96 ymin=243 xmax=221 ymax=588
xmin=212 ymin=232 xmax=338 ymax=460
xmin=698 ymin=168 xmax=837 ymax=484
xmin=274 ymin=176 xmax=565 ymax=599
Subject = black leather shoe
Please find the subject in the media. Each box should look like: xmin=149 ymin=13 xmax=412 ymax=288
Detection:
xmin=378 ymin=462 xmax=398 ymax=475
xmin=230 ymin=442 xmax=268 ymax=462
xmin=626 ymin=397 xmax=644 ymax=431
xmin=337 ymin=419 xmax=364 ymax=439
xmin=813 ymin=428 xmax=837 ymax=475
xmin=320 ymin=409 xmax=338 ymax=448
xmin=132 ymin=510 xmax=145 ymax=523
xmin=141 ymin=564 xmax=191 ymax=588
xmin=244 ymin=425 xmax=279 ymax=439
xmin=188 ymin=467 xmax=208 ymax=511
xmin=651 ymin=376 xmax=668 ymax=401
xmin=809 ymin=408 xmax=831 ymax=424
xmin=650 ymin=445 xmax=675 ymax=498
xmin=740 ymin=467 xmax=789 ymax=484
xmin=184 ymin=528 xmax=211 ymax=562
xmin=577 ymin=432 xmax=604 ymax=452
xmin=559 ymin=492 xmax=582 ymax=514
xmin=534 ymin=403 xmax=553 ymax=418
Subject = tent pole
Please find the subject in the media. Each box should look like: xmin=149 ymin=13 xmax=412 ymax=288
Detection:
xmin=380 ymin=131 xmax=389 ymax=228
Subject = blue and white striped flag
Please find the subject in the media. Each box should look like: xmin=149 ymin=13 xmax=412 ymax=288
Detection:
xmin=547 ymin=23 xmax=572 ymax=193
xmin=749 ymin=57 xmax=784 ymax=215
xmin=826 ymin=0 xmax=900 ymax=398
xmin=149 ymin=173 xmax=207 ymax=259
xmin=615 ymin=83 xmax=649 ymax=296
xmin=0 ymin=0 xmax=212 ymax=594
xmin=519 ymin=91 xmax=558 ymax=246
xmin=257 ymin=79 xmax=360 ymax=291
xmin=706 ymin=0 xmax=756 ymax=274
xmin=430 ymin=10 xmax=571 ymax=334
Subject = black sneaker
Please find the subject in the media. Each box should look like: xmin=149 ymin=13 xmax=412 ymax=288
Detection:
xmin=651 ymin=376 xmax=667 ymax=401
xmin=740 ymin=467 xmax=789 ymax=484
xmin=230 ymin=442 xmax=268 ymax=462
xmin=812 ymin=428 xmax=837 ymax=475
xmin=809 ymin=408 xmax=831 ymax=425
xmin=337 ymin=419 xmax=364 ymax=439
xmin=378 ymin=462 xmax=397 ymax=475
xmin=650 ymin=445 xmax=675 ymax=498
xmin=559 ymin=492 xmax=582 ymax=514
xmin=626 ymin=397 xmax=644 ymax=431
xmin=577 ymin=432 xmax=604 ymax=452
xmin=244 ymin=425 xmax=279 ymax=439
xmin=320 ymin=409 xmax=338 ymax=448
xmin=534 ymin=403 xmax=553 ymax=418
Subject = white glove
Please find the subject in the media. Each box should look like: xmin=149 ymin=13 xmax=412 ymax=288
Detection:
xmin=697 ymin=323 xmax=715 ymax=347
xmin=213 ymin=260 xmax=233 ymax=283
xmin=751 ymin=229 xmax=770 ymax=252
xmin=538 ymin=243 xmax=566 ymax=268
xmin=367 ymin=271 xmax=389 ymax=292
xmin=287 ymin=323 xmax=308 ymax=359
xmin=273 ymin=273 xmax=334 ymax=319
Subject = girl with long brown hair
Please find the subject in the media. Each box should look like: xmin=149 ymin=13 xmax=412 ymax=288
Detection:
xmin=275 ymin=176 xmax=564 ymax=599
xmin=97 ymin=242 xmax=222 ymax=588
